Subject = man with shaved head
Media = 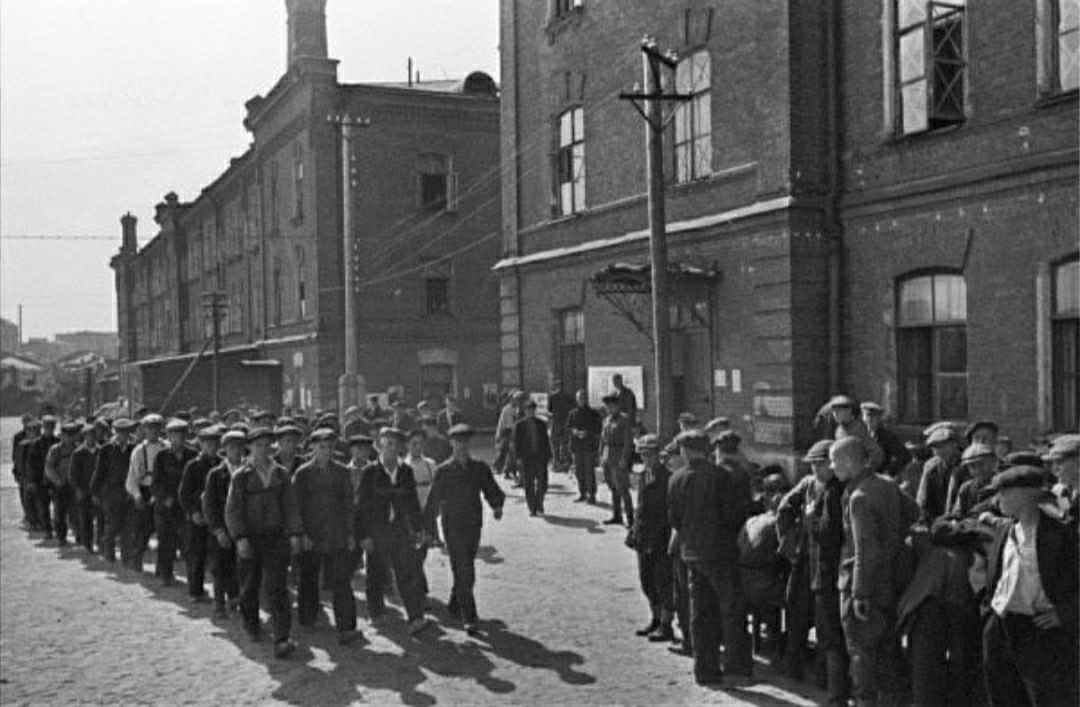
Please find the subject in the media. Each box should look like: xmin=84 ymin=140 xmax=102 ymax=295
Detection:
xmin=832 ymin=436 xmax=919 ymax=707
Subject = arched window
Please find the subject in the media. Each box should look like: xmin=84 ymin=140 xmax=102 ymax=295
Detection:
xmin=897 ymin=272 xmax=967 ymax=422
xmin=1052 ymin=255 xmax=1079 ymax=430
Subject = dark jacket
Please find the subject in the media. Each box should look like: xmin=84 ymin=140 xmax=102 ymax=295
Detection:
xmin=293 ymin=457 xmax=355 ymax=553
xmin=14 ymin=438 xmax=35 ymax=482
xmin=69 ymin=444 xmax=100 ymax=496
xmin=11 ymin=429 xmax=26 ymax=476
xmin=600 ymin=412 xmax=633 ymax=466
xmin=917 ymin=456 xmax=965 ymax=522
xmin=630 ymin=460 xmax=671 ymax=552
xmin=424 ymin=456 xmax=505 ymax=536
xmin=422 ymin=434 xmax=452 ymax=465
xmin=202 ymin=462 xmax=234 ymax=534
xmin=514 ymin=416 xmax=551 ymax=467
xmin=273 ymin=451 xmax=305 ymax=479
xmin=27 ymin=434 xmax=59 ymax=485
xmin=870 ymin=424 xmax=911 ymax=477
xmin=668 ymin=458 xmax=746 ymax=564
xmin=984 ymin=512 xmax=1079 ymax=636
xmin=179 ymin=453 xmax=219 ymax=519
xmin=777 ymin=474 xmax=845 ymax=591
xmin=90 ymin=440 xmax=134 ymax=500
xmin=45 ymin=441 xmax=78 ymax=487
xmin=548 ymin=391 xmax=576 ymax=430
xmin=839 ymin=471 xmax=920 ymax=605
xmin=151 ymin=446 xmax=197 ymax=504
xmin=566 ymin=404 xmax=602 ymax=452
xmin=355 ymin=460 xmax=423 ymax=541
xmin=224 ymin=462 xmax=303 ymax=541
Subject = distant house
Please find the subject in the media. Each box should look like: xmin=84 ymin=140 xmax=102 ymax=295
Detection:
xmin=0 ymin=318 xmax=17 ymax=355
xmin=0 ymin=354 xmax=45 ymax=414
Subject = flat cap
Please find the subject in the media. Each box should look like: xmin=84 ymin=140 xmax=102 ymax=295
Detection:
xmin=926 ymin=426 xmax=958 ymax=446
xmin=419 ymin=414 xmax=438 ymax=425
xmin=675 ymin=429 xmax=710 ymax=452
xmin=343 ymin=405 xmax=360 ymax=417
xmin=1003 ymin=451 xmax=1044 ymax=469
xmin=1046 ymin=433 xmax=1080 ymax=461
xmin=635 ymin=434 xmax=661 ymax=451
xmin=923 ymin=421 xmax=956 ymax=438
xmin=141 ymin=413 xmax=165 ymax=426
xmin=60 ymin=421 xmax=83 ymax=435
xmin=197 ymin=425 xmax=224 ymax=441
xmin=41 ymin=414 xmax=58 ymax=423
xmin=964 ymin=420 xmax=999 ymax=441
xmin=525 ymin=399 xmax=538 ymax=409
xmin=512 ymin=390 xmax=529 ymax=401
xmin=447 ymin=423 xmax=475 ymax=438
xmin=25 ymin=418 xmax=42 ymax=428
xmin=310 ymin=428 xmax=338 ymax=443
xmin=230 ymin=422 xmax=251 ymax=434
xmin=379 ymin=426 xmax=408 ymax=442
xmin=990 ymin=465 xmax=1045 ymax=491
xmin=82 ymin=423 xmax=98 ymax=435
xmin=252 ymin=410 xmax=275 ymax=421
xmin=274 ymin=424 xmax=303 ymax=438
xmin=221 ymin=430 xmax=247 ymax=444
xmin=112 ymin=418 xmax=136 ymax=432
xmin=828 ymin=395 xmax=856 ymax=409
xmin=860 ymin=401 xmax=883 ymax=414
xmin=960 ymin=443 xmax=996 ymax=464
xmin=347 ymin=434 xmax=375 ymax=447
xmin=678 ymin=412 xmax=699 ymax=424
xmin=803 ymin=439 xmax=834 ymax=463
xmin=165 ymin=418 xmax=189 ymax=433
xmin=713 ymin=429 xmax=742 ymax=447
xmin=247 ymin=427 xmax=275 ymax=442
xmin=704 ymin=417 xmax=732 ymax=433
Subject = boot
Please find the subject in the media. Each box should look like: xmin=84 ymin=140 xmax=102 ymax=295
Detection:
xmin=648 ymin=608 xmax=675 ymax=642
xmin=636 ymin=616 xmax=660 ymax=637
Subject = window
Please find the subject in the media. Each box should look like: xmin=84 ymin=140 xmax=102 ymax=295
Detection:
xmin=1052 ymin=256 xmax=1079 ymax=431
xmin=553 ymin=0 xmax=583 ymax=18
xmin=1042 ymin=0 xmax=1080 ymax=93
xmin=556 ymin=308 xmax=586 ymax=393
xmin=554 ymin=107 xmax=585 ymax=216
xmin=293 ymin=144 xmax=304 ymax=221
xmin=897 ymin=272 xmax=967 ymax=422
xmin=894 ymin=0 xmax=966 ymax=134
xmin=296 ymin=246 xmax=307 ymax=319
xmin=672 ymin=51 xmax=712 ymax=183
xmin=417 ymin=153 xmax=456 ymax=211
xmin=425 ymin=277 xmax=450 ymax=315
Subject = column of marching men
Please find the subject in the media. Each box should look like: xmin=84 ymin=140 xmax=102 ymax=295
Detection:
xmin=10 ymin=404 xmax=504 ymax=660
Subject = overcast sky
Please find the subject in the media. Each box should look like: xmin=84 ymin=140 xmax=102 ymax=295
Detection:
xmin=0 ymin=0 xmax=498 ymax=340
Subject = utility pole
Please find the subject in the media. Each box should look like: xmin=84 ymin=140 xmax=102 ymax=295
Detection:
xmin=328 ymin=113 xmax=371 ymax=414
xmin=620 ymin=37 xmax=690 ymax=438
xmin=202 ymin=291 xmax=227 ymax=412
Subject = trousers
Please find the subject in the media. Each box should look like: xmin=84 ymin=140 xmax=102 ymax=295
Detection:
xmin=100 ymin=494 xmax=130 ymax=562
xmin=673 ymin=553 xmax=692 ymax=646
xmin=52 ymin=484 xmax=75 ymax=543
xmin=154 ymin=503 xmax=184 ymax=580
xmin=840 ymin=593 xmax=905 ymax=705
xmin=602 ymin=459 xmax=633 ymax=523
xmin=688 ymin=560 xmax=753 ymax=681
xmin=571 ymin=446 xmax=597 ymax=499
xmin=126 ymin=492 xmax=154 ymax=569
xmin=74 ymin=493 xmax=102 ymax=551
xmin=983 ymin=612 xmax=1079 ymax=707
xmin=365 ymin=523 xmax=424 ymax=622
xmin=298 ymin=550 xmax=357 ymax=632
xmin=209 ymin=539 xmax=238 ymax=608
xmin=908 ymin=596 xmax=983 ymax=707
xmin=815 ymin=585 xmax=849 ymax=706
xmin=185 ymin=522 xmax=209 ymax=597
xmin=237 ymin=533 xmax=291 ymax=641
xmin=637 ymin=548 xmax=674 ymax=617
xmin=445 ymin=525 xmax=482 ymax=623
xmin=521 ymin=460 xmax=548 ymax=514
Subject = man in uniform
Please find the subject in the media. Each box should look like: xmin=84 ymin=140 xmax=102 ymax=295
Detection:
xmin=626 ymin=434 xmax=674 ymax=642
xmin=514 ymin=399 xmax=552 ymax=516
xmin=44 ymin=421 xmax=82 ymax=546
xmin=90 ymin=418 xmax=136 ymax=563
xmin=668 ymin=428 xmax=753 ymax=686
xmin=861 ymin=402 xmax=911 ymax=477
xmin=70 ymin=422 xmax=104 ymax=552
xmin=151 ymin=418 xmax=197 ymax=585
xmin=600 ymin=393 xmax=634 ymax=526
xmin=225 ymin=426 xmax=304 ymax=658
xmin=424 ymin=424 xmax=505 ymax=635
xmin=125 ymin=413 xmax=165 ymax=571
xmin=26 ymin=414 xmax=59 ymax=539
xmin=179 ymin=424 xmax=222 ymax=603
xmin=293 ymin=427 xmax=361 ymax=645
xmin=203 ymin=429 xmax=245 ymax=619
xmin=566 ymin=389 xmax=602 ymax=503
xmin=355 ymin=427 xmax=429 ymax=635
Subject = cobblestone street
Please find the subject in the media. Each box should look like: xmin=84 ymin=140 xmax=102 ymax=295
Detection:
xmin=0 ymin=440 xmax=822 ymax=706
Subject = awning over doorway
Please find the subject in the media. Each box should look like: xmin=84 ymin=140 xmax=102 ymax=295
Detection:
xmin=590 ymin=261 xmax=721 ymax=340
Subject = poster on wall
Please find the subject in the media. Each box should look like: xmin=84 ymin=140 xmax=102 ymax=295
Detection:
xmin=587 ymin=366 xmax=645 ymax=409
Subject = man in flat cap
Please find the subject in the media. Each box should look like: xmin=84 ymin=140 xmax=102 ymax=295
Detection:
xmin=514 ymin=399 xmax=552 ymax=516
xmin=948 ymin=443 xmax=999 ymax=519
xmin=44 ymin=421 xmax=82 ymax=546
xmin=178 ymin=424 xmax=223 ymax=603
xmin=918 ymin=424 xmax=964 ymax=523
xmin=1046 ymin=434 xmax=1079 ymax=532
xmin=14 ymin=417 xmax=42 ymax=531
xmin=982 ymin=466 xmax=1079 ymax=707
xmin=626 ymin=434 xmax=674 ymax=643
xmin=668 ymin=428 xmax=753 ymax=686
xmin=26 ymin=415 xmax=59 ymax=539
xmin=566 ymin=389 xmax=602 ymax=504
xmin=70 ymin=423 xmax=104 ymax=553
xmin=125 ymin=414 xmax=166 ymax=571
xmin=494 ymin=391 xmax=526 ymax=480
xmin=150 ymin=419 xmax=197 ymax=585
xmin=225 ymin=427 xmax=304 ymax=657
xmin=424 ymin=424 xmax=505 ymax=636
xmin=355 ymin=427 xmax=429 ymax=635
xmin=272 ymin=424 xmax=306 ymax=479
xmin=11 ymin=414 xmax=36 ymax=529
xmin=964 ymin=420 xmax=999 ymax=449
xmin=203 ymin=429 xmax=246 ymax=619
xmin=860 ymin=402 xmax=910 ymax=478
xmin=293 ymin=427 xmax=361 ymax=645
xmin=600 ymin=393 xmax=635 ymax=526
xmin=90 ymin=418 xmax=137 ymax=563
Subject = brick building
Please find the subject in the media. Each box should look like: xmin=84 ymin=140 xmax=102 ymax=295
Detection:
xmin=496 ymin=0 xmax=1078 ymax=465
xmin=112 ymin=0 xmax=501 ymax=418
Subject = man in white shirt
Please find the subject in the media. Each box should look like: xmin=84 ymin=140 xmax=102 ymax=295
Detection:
xmin=124 ymin=414 xmax=165 ymax=572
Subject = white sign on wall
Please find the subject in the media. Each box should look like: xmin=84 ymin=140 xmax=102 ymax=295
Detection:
xmin=587 ymin=366 xmax=645 ymax=409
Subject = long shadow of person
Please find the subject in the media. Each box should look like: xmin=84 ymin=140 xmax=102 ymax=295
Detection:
xmin=540 ymin=514 xmax=606 ymax=535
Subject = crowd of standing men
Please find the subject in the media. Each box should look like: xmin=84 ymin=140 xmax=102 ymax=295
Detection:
xmin=9 ymin=400 xmax=505 ymax=660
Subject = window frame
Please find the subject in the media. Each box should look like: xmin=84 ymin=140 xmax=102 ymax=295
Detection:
xmin=1039 ymin=0 xmax=1080 ymax=96
xmin=424 ymin=276 xmax=451 ymax=316
xmin=1051 ymin=255 xmax=1080 ymax=431
xmin=890 ymin=0 xmax=968 ymax=136
xmin=293 ymin=143 xmax=305 ymax=222
xmin=552 ymin=0 xmax=584 ymax=20
xmin=671 ymin=49 xmax=713 ymax=184
xmin=553 ymin=106 xmax=586 ymax=217
xmin=555 ymin=307 xmax=586 ymax=393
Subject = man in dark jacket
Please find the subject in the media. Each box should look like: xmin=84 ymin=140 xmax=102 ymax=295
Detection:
xmin=514 ymin=400 xmax=551 ymax=516
xmin=151 ymin=419 xmax=197 ymax=586
xmin=11 ymin=414 xmax=35 ymax=528
xmin=566 ymin=389 xmax=602 ymax=503
xmin=27 ymin=415 xmax=59 ymax=539
xmin=203 ymin=429 xmax=245 ymax=619
xmin=861 ymin=402 xmax=911 ymax=478
xmin=668 ymin=429 xmax=752 ymax=686
xmin=292 ymin=428 xmax=361 ymax=645
xmin=626 ymin=434 xmax=673 ymax=642
xmin=45 ymin=421 xmax=82 ymax=546
xmin=225 ymin=427 xmax=305 ymax=658
xmin=600 ymin=393 xmax=634 ymax=526
xmin=355 ymin=426 xmax=429 ymax=635
xmin=69 ymin=423 xmax=103 ymax=552
xmin=918 ymin=425 xmax=964 ymax=522
xmin=90 ymin=418 xmax=136 ymax=563
xmin=982 ymin=466 xmax=1079 ymax=707
xmin=424 ymin=424 xmax=505 ymax=636
xmin=547 ymin=380 xmax=575 ymax=472
xmin=178 ymin=424 xmax=222 ymax=603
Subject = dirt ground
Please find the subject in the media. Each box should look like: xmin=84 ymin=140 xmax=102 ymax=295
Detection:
xmin=0 ymin=417 xmax=823 ymax=706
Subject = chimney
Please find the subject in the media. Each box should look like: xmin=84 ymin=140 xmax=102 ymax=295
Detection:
xmin=120 ymin=212 xmax=137 ymax=255
xmin=285 ymin=0 xmax=328 ymax=68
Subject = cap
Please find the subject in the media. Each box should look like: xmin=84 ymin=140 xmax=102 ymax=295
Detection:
xmin=221 ymin=430 xmax=247 ymax=445
xmin=93 ymin=418 xmax=111 ymax=432
xmin=419 ymin=414 xmax=438 ymax=425
xmin=828 ymin=395 xmax=856 ymax=409
xmin=960 ymin=443 xmax=996 ymax=465
xmin=165 ymin=419 xmax=189 ymax=433
xmin=252 ymin=410 xmax=275 ymax=422
xmin=926 ymin=426 xmax=958 ymax=446
xmin=635 ymin=434 xmax=661 ymax=452
xmin=803 ymin=439 xmax=834 ymax=463
xmin=60 ymin=421 xmax=83 ymax=435
xmin=704 ymin=417 xmax=732 ymax=433
xmin=347 ymin=434 xmax=375 ymax=447
xmin=247 ymin=427 xmax=275 ymax=442
xmin=230 ymin=422 xmax=251 ymax=434
xmin=112 ymin=418 xmax=136 ymax=432
xmin=860 ymin=402 xmax=884 ymax=414
xmin=678 ymin=412 xmax=699 ymax=425
xmin=391 ymin=399 xmax=406 ymax=408
xmin=675 ymin=429 xmax=710 ymax=452
xmin=310 ymin=428 xmax=338 ymax=443
xmin=964 ymin=420 xmax=999 ymax=441
xmin=1003 ymin=451 xmax=1044 ymax=469
xmin=990 ymin=465 xmax=1045 ymax=491
xmin=512 ymin=390 xmax=528 ymax=402
xmin=141 ymin=413 xmax=165 ymax=427
xmin=25 ymin=418 xmax=42 ymax=428
xmin=447 ymin=423 xmax=475 ymax=438
xmin=343 ymin=405 xmax=360 ymax=417
xmin=379 ymin=426 xmax=408 ymax=442
xmin=82 ymin=423 xmax=98 ymax=435
xmin=196 ymin=425 xmax=223 ymax=441
xmin=713 ymin=429 xmax=742 ymax=447
xmin=274 ymin=424 xmax=303 ymax=438
xmin=41 ymin=414 xmax=58 ymax=424
xmin=1045 ymin=433 xmax=1080 ymax=461
xmin=762 ymin=473 xmax=790 ymax=495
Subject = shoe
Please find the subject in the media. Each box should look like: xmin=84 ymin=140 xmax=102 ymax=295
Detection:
xmin=447 ymin=603 xmax=461 ymax=620
xmin=408 ymin=618 xmax=432 ymax=636
xmin=647 ymin=625 xmax=675 ymax=642
xmin=573 ymin=496 xmax=586 ymax=503
xmin=464 ymin=622 xmax=480 ymax=637
xmin=636 ymin=619 xmax=660 ymax=637
xmin=602 ymin=517 xmax=623 ymax=525
xmin=587 ymin=496 xmax=597 ymax=504
xmin=668 ymin=643 xmax=693 ymax=657
xmin=337 ymin=629 xmax=364 ymax=645
xmin=529 ymin=510 xmax=537 ymax=517
xmin=273 ymin=639 xmax=297 ymax=659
